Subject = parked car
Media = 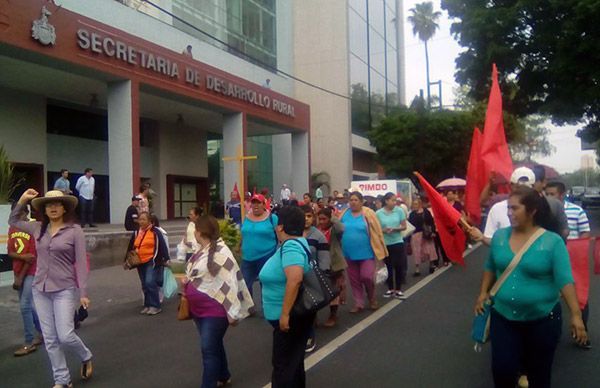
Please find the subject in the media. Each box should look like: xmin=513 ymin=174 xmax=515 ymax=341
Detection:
xmin=581 ymin=187 xmax=600 ymax=209
xmin=568 ymin=186 xmax=586 ymax=204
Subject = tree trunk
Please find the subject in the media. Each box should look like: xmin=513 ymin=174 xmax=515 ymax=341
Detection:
xmin=425 ymin=40 xmax=431 ymax=108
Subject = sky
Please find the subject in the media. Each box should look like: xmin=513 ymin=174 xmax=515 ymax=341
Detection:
xmin=402 ymin=0 xmax=595 ymax=174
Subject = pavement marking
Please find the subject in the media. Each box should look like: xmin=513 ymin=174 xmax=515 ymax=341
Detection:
xmin=262 ymin=243 xmax=482 ymax=388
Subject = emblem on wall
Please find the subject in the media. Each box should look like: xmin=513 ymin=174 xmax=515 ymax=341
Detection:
xmin=32 ymin=6 xmax=56 ymax=46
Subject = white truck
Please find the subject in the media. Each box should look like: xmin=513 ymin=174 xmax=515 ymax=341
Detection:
xmin=351 ymin=179 xmax=418 ymax=207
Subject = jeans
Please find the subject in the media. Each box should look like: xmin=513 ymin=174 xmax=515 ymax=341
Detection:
xmin=241 ymin=255 xmax=270 ymax=299
xmin=19 ymin=275 xmax=41 ymax=344
xmin=193 ymin=317 xmax=230 ymax=388
xmin=79 ymin=197 xmax=94 ymax=226
xmin=33 ymin=288 xmax=93 ymax=385
xmin=345 ymin=259 xmax=375 ymax=309
xmin=384 ymin=243 xmax=407 ymax=291
xmin=137 ymin=262 xmax=161 ymax=308
xmin=490 ymin=304 xmax=562 ymax=388
xmin=269 ymin=312 xmax=316 ymax=388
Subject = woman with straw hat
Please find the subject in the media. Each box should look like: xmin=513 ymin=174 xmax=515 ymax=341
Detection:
xmin=10 ymin=189 xmax=93 ymax=388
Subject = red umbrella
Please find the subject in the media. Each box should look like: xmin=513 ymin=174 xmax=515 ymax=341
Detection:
xmin=437 ymin=177 xmax=466 ymax=190
xmin=517 ymin=162 xmax=560 ymax=180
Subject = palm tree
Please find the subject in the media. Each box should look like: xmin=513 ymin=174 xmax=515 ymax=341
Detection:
xmin=408 ymin=2 xmax=441 ymax=108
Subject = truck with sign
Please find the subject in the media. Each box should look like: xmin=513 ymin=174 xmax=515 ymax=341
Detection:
xmin=351 ymin=179 xmax=418 ymax=207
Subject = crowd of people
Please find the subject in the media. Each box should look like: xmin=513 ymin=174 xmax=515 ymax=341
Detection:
xmin=6 ymin=166 xmax=595 ymax=387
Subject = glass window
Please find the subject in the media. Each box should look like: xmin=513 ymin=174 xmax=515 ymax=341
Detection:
xmin=349 ymin=9 xmax=368 ymax=62
xmin=349 ymin=0 xmax=366 ymax=17
xmin=386 ymin=43 xmax=398 ymax=86
xmin=370 ymin=27 xmax=386 ymax=76
xmin=368 ymin=0 xmax=385 ymax=37
xmin=350 ymin=55 xmax=369 ymax=91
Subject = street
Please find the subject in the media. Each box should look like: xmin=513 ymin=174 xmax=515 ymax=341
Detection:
xmin=1 ymin=210 xmax=600 ymax=387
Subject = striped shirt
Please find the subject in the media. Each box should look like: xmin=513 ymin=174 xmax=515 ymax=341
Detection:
xmin=564 ymin=201 xmax=590 ymax=240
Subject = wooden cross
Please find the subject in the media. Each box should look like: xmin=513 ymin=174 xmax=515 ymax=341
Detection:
xmin=222 ymin=145 xmax=257 ymax=221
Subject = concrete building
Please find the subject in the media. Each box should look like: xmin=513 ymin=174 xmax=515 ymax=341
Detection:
xmin=0 ymin=0 xmax=309 ymax=222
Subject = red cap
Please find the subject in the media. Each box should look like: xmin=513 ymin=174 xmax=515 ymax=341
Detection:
xmin=250 ymin=194 xmax=266 ymax=204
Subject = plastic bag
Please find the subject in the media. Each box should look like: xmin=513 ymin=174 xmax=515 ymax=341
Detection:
xmin=375 ymin=266 xmax=388 ymax=285
xmin=163 ymin=267 xmax=178 ymax=299
xmin=176 ymin=241 xmax=187 ymax=262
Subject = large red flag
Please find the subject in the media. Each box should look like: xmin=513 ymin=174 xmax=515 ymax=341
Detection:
xmin=567 ymin=238 xmax=591 ymax=310
xmin=480 ymin=64 xmax=513 ymax=183
xmin=465 ymin=127 xmax=483 ymax=226
xmin=415 ymin=172 xmax=466 ymax=265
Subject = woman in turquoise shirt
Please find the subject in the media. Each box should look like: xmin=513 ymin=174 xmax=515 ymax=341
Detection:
xmin=474 ymin=186 xmax=587 ymax=387
xmin=376 ymin=192 xmax=408 ymax=299
xmin=259 ymin=206 xmax=313 ymax=387
xmin=240 ymin=194 xmax=278 ymax=301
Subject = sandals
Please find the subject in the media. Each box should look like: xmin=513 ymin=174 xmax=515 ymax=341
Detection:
xmin=81 ymin=358 xmax=93 ymax=380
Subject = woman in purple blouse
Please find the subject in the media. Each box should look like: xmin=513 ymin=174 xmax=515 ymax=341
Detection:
xmin=10 ymin=189 xmax=93 ymax=388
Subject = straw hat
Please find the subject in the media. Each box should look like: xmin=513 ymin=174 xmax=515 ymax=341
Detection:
xmin=31 ymin=190 xmax=78 ymax=213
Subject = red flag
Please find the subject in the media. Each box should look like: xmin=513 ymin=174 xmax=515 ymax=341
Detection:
xmin=594 ymin=237 xmax=600 ymax=275
xmin=480 ymin=64 xmax=513 ymax=183
xmin=414 ymin=172 xmax=466 ymax=265
xmin=567 ymin=238 xmax=591 ymax=310
xmin=465 ymin=127 xmax=483 ymax=226
xmin=232 ymin=182 xmax=240 ymax=198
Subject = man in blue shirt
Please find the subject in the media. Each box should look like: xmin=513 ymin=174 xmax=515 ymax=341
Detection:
xmin=53 ymin=169 xmax=71 ymax=194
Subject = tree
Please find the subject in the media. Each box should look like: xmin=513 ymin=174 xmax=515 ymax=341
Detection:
xmin=442 ymin=0 xmax=600 ymax=161
xmin=368 ymin=108 xmax=477 ymax=184
xmin=510 ymin=116 xmax=555 ymax=163
xmin=408 ymin=2 xmax=442 ymax=108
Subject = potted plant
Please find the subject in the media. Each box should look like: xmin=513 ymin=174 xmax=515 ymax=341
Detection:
xmin=0 ymin=145 xmax=16 ymax=286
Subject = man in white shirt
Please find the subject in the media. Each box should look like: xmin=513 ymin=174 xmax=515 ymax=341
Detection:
xmin=280 ymin=184 xmax=291 ymax=205
xmin=470 ymin=167 xmax=536 ymax=245
xmin=75 ymin=168 xmax=96 ymax=227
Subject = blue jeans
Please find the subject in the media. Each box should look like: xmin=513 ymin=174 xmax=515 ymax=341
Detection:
xmin=193 ymin=317 xmax=231 ymax=388
xmin=137 ymin=262 xmax=161 ymax=308
xmin=241 ymin=255 xmax=270 ymax=298
xmin=19 ymin=275 xmax=41 ymax=344
xmin=33 ymin=288 xmax=93 ymax=385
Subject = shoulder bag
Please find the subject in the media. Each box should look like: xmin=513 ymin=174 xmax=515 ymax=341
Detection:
xmin=472 ymin=228 xmax=545 ymax=349
xmin=124 ymin=230 xmax=148 ymax=270
xmin=281 ymin=239 xmax=339 ymax=317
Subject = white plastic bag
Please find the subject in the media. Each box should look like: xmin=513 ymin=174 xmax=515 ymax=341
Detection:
xmin=176 ymin=241 xmax=187 ymax=261
xmin=376 ymin=266 xmax=388 ymax=285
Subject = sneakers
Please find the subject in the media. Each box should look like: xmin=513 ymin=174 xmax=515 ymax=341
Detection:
xmin=305 ymin=337 xmax=316 ymax=353
xmin=52 ymin=383 xmax=73 ymax=388
xmin=383 ymin=290 xmax=394 ymax=298
xmin=394 ymin=291 xmax=407 ymax=300
xmin=14 ymin=344 xmax=37 ymax=357
xmin=81 ymin=358 xmax=93 ymax=380
xmin=147 ymin=307 xmax=162 ymax=315
xmin=140 ymin=307 xmax=149 ymax=315
xmin=217 ymin=378 xmax=232 ymax=387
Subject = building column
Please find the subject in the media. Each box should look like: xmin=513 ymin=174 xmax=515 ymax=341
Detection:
xmin=222 ymin=112 xmax=246 ymax=204
xmin=107 ymin=80 xmax=139 ymax=223
xmin=291 ymin=131 xmax=310 ymax=196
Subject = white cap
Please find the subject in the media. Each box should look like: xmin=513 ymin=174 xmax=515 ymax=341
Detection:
xmin=510 ymin=167 xmax=535 ymax=187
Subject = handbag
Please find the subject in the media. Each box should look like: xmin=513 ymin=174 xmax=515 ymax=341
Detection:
xmin=124 ymin=230 xmax=149 ymax=270
xmin=422 ymin=223 xmax=434 ymax=240
xmin=282 ymin=239 xmax=340 ymax=317
xmin=177 ymin=294 xmax=191 ymax=321
xmin=472 ymin=228 xmax=546 ymax=349
xmin=401 ymin=220 xmax=416 ymax=238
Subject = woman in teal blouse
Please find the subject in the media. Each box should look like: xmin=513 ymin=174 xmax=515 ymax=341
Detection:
xmin=474 ymin=186 xmax=587 ymax=387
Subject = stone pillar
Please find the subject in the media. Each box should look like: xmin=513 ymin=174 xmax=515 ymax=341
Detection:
xmin=107 ymin=80 xmax=139 ymax=223
xmin=291 ymin=131 xmax=310 ymax=196
xmin=222 ymin=112 xmax=246 ymax=204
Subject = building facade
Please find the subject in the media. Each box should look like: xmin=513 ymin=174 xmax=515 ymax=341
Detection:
xmin=293 ymin=0 xmax=405 ymax=190
xmin=0 ymin=0 xmax=309 ymax=222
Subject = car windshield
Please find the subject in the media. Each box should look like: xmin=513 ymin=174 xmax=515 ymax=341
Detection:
xmin=586 ymin=187 xmax=600 ymax=194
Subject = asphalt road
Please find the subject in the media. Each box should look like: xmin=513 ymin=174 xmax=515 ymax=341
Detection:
xmin=2 ymin=209 xmax=600 ymax=387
